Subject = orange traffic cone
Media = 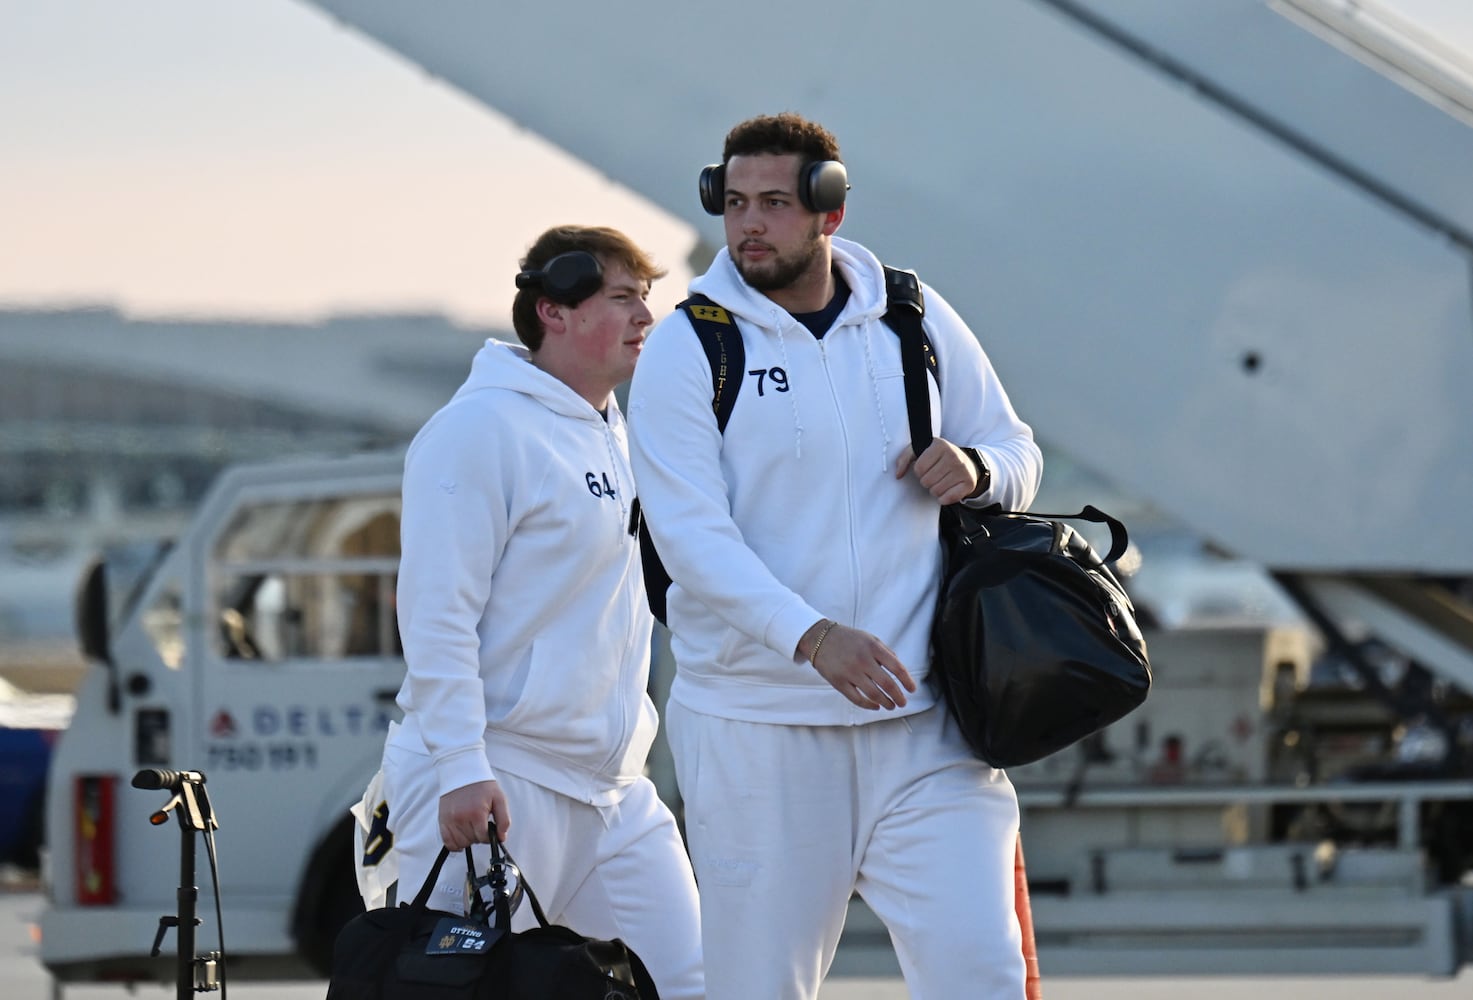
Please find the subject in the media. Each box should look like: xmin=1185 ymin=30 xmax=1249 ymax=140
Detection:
xmin=1016 ymin=834 xmax=1042 ymax=999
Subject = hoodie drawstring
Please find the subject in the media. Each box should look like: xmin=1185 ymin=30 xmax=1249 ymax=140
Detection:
xmin=602 ymin=420 xmax=631 ymax=532
xmin=861 ymin=325 xmax=893 ymax=472
xmin=773 ymin=312 xmax=805 ymax=459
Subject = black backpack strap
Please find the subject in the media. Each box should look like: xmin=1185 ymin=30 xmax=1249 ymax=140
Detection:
xmin=631 ymin=496 xmax=671 ymax=626
xmin=885 ymin=265 xmax=938 ymax=457
xmin=636 ymin=295 xmax=744 ymax=628
xmin=679 ymin=294 xmax=745 ymax=433
xmin=884 ymin=265 xmax=925 ymax=321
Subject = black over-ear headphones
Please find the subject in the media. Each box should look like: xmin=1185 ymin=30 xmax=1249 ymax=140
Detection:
xmin=698 ymin=160 xmax=849 ymax=216
xmin=514 ymin=251 xmax=604 ymax=306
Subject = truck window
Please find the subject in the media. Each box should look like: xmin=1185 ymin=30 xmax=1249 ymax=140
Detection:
xmin=142 ymin=585 xmax=185 ymax=669
xmin=212 ymin=495 xmax=402 ymax=663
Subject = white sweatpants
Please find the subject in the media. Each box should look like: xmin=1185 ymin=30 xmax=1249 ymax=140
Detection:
xmin=667 ymin=700 xmax=1023 ymax=1000
xmin=382 ymin=742 xmax=704 ymax=1000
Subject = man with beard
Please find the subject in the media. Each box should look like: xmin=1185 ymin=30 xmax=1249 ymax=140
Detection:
xmin=628 ymin=113 xmax=1043 ymax=999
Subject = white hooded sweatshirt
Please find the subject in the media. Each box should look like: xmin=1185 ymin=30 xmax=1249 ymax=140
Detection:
xmin=394 ymin=339 xmax=656 ymax=806
xmin=628 ymin=237 xmax=1042 ymax=727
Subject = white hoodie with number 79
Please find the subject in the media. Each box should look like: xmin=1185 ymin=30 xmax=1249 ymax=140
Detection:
xmin=628 ymin=236 xmax=1043 ymax=727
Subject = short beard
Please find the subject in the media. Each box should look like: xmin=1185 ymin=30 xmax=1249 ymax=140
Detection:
xmin=734 ymin=221 xmax=824 ymax=292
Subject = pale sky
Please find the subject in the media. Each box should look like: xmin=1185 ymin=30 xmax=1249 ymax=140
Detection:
xmin=0 ymin=0 xmax=698 ymax=327
xmin=1 ymin=0 xmax=1469 ymax=329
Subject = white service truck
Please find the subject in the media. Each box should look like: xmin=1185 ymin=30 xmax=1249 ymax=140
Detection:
xmin=41 ymin=451 xmax=409 ymax=985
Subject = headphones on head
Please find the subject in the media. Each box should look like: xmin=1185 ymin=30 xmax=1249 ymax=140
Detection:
xmin=515 ymin=251 xmax=604 ymax=306
xmin=698 ymin=159 xmax=849 ymax=216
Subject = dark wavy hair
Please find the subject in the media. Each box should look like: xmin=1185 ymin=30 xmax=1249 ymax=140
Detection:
xmin=722 ymin=112 xmax=842 ymax=166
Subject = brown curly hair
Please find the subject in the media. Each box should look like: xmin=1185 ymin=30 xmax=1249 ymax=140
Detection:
xmin=722 ymin=112 xmax=842 ymax=166
xmin=511 ymin=226 xmax=666 ymax=351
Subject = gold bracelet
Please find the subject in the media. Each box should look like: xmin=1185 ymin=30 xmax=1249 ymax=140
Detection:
xmin=809 ymin=619 xmax=838 ymax=667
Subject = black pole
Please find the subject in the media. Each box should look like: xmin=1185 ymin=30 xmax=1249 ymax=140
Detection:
xmin=176 ymin=823 xmax=196 ymax=1000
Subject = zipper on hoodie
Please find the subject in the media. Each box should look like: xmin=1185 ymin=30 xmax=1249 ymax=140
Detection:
xmin=815 ymin=336 xmax=866 ymax=628
xmin=596 ymin=440 xmax=637 ymax=778
xmin=819 ymin=333 xmax=879 ymax=727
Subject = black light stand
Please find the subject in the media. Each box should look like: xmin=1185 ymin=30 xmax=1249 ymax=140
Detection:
xmin=132 ymin=768 xmax=221 ymax=998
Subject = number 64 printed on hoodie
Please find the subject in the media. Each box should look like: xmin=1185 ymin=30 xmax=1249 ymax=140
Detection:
xmin=586 ymin=471 xmax=618 ymax=500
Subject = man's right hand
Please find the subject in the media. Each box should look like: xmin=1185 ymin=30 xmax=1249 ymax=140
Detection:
xmin=799 ymin=621 xmax=916 ymax=711
xmin=438 ymin=780 xmax=508 ymax=850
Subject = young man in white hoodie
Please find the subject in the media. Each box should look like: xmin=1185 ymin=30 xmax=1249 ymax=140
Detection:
xmin=628 ymin=114 xmax=1043 ymax=999
xmin=378 ymin=225 xmax=703 ymax=998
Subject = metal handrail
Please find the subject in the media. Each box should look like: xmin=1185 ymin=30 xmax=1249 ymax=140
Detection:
xmin=1017 ymin=780 xmax=1473 ymax=849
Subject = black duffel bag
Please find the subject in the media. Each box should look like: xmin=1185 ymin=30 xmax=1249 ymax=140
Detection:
xmin=931 ymin=503 xmax=1152 ymax=767
xmin=888 ymin=270 xmax=1150 ymax=768
xmin=327 ymin=829 xmax=658 ymax=1000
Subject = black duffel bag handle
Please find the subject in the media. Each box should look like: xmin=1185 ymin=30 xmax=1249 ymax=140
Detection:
xmin=969 ymin=503 xmax=1129 ymax=567
xmin=463 ymin=826 xmax=551 ymax=930
xmin=396 ymin=829 xmax=530 ymax=927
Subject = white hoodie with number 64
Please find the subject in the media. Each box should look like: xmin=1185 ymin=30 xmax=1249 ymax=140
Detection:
xmin=393 ymin=338 xmax=656 ymax=808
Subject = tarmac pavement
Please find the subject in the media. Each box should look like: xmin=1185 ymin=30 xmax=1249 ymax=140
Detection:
xmin=4 ymin=874 xmax=1470 ymax=999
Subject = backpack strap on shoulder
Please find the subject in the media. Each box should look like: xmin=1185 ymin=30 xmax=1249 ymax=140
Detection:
xmin=882 ymin=265 xmax=938 ymax=380
xmin=884 ymin=265 xmax=924 ymax=319
xmin=679 ymin=294 xmax=745 ymax=434
xmin=883 ymin=265 xmax=939 ymax=456
xmin=639 ymin=294 xmax=744 ymax=626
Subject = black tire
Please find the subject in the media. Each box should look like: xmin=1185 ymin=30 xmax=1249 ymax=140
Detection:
xmin=292 ymin=817 xmax=366 ymax=977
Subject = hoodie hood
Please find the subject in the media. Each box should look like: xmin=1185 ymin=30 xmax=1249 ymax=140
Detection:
xmin=450 ymin=338 xmax=631 ymax=524
xmin=455 ymin=338 xmax=617 ymax=425
xmin=690 ymin=236 xmax=890 ymax=331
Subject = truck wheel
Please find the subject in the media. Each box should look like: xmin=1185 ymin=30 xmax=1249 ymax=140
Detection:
xmin=292 ymin=816 xmax=365 ymax=977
